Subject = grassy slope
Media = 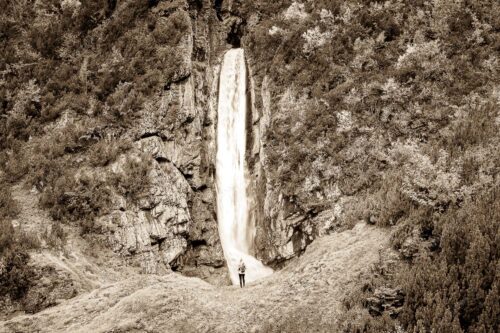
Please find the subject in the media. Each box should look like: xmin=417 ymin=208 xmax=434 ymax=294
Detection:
xmin=1 ymin=223 xmax=388 ymax=333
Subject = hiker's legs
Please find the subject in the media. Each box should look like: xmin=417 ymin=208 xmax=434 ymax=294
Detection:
xmin=242 ymin=274 xmax=245 ymax=287
xmin=239 ymin=274 xmax=243 ymax=288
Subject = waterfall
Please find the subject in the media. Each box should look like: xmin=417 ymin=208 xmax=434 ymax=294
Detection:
xmin=216 ymin=49 xmax=273 ymax=285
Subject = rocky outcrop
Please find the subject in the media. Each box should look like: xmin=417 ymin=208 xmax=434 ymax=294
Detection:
xmin=88 ymin=0 xmax=241 ymax=283
xmin=246 ymin=71 xmax=346 ymax=266
xmin=365 ymin=287 xmax=405 ymax=317
xmin=96 ymin=155 xmax=193 ymax=274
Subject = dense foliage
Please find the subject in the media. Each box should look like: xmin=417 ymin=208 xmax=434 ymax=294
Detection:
xmin=0 ymin=0 xmax=191 ymax=230
xmin=0 ymin=189 xmax=36 ymax=302
xmin=399 ymin=187 xmax=499 ymax=333
xmin=240 ymin=1 xmax=499 ymax=331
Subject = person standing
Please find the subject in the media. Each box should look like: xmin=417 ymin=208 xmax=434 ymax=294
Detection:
xmin=238 ymin=259 xmax=246 ymax=288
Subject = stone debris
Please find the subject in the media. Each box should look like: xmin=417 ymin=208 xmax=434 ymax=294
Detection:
xmin=366 ymin=286 xmax=405 ymax=317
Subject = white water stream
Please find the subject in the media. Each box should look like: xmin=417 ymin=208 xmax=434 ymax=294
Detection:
xmin=216 ymin=48 xmax=273 ymax=285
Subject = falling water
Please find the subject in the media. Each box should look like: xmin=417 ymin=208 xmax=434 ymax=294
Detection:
xmin=216 ymin=49 xmax=273 ymax=285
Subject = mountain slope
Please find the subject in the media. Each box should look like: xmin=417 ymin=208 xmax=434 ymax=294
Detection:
xmin=1 ymin=223 xmax=388 ymax=333
xmin=1 ymin=1 xmax=498 ymax=331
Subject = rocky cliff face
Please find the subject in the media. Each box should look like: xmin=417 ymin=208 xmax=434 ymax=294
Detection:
xmin=0 ymin=0 xmax=378 ymax=287
xmin=246 ymin=72 xmax=341 ymax=267
xmin=89 ymin=0 xmax=266 ymax=284
xmin=100 ymin=0 xmax=324 ymax=278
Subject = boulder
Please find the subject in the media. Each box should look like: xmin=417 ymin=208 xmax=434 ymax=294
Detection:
xmin=366 ymin=287 xmax=405 ymax=317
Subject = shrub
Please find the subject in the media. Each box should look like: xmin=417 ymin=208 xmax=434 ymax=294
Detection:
xmin=398 ymin=187 xmax=499 ymax=332
xmin=0 ymin=246 xmax=34 ymax=301
xmin=110 ymin=155 xmax=152 ymax=203
xmin=0 ymin=185 xmax=20 ymax=220
xmin=88 ymin=139 xmax=131 ymax=167
xmin=302 ymin=26 xmax=331 ymax=55
xmin=0 ymin=209 xmax=36 ymax=302
xmin=0 ymin=219 xmax=15 ymax=254
xmin=152 ymin=10 xmax=190 ymax=46
xmin=40 ymin=172 xmax=112 ymax=231
xmin=29 ymin=16 xmax=64 ymax=59
xmin=43 ymin=222 xmax=66 ymax=249
xmin=447 ymin=101 xmax=497 ymax=156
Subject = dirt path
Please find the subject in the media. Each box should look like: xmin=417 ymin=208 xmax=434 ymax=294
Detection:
xmin=1 ymin=223 xmax=389 ymax=333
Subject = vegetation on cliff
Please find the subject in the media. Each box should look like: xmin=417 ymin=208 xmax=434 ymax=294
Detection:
xmin=1 ymin=0 xmax=196 ymax=224
xmin=239 ymin=1 xmax=499 ymax=331
xmin=1 ymin=0 xmax=191 ymax=312
xmin=0 ymin=0 xmax=498 ymax=331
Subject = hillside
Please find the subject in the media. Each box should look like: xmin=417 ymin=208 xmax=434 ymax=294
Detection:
xmin=1 ymin=0 xmax=499 ymax=332
xmin=1 ymin=223 xmax=391 ymax=333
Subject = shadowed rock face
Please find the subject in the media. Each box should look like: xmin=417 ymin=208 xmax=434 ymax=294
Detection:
xmin=214 ymin=0 xmax=223 ymax=20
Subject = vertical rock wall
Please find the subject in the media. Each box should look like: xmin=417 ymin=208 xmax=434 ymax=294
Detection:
xmin=245 ymin=69 xmax=336 ymax=267
xmin=96 ymin=0 xmax=325 ymax=280
xmin=94 ymin=0 xmax=245 ymax=285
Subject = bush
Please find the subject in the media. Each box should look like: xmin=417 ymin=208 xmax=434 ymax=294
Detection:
xmin=0 ymin=186 xmax=20 ymax=220
xmin=43 ymin=222 xmax=66 ymax=249
xmin=0 ymin=219 xmax=15 ymax=254
xmin=153 ymin=10 xmax=190 ymax=46
xmin=88 ymin=139 xmax=131 ymax=167
xmin=40 ymin=172 xmax=112 ymax=231
xmin=0 ymin=246 xmax=34 ymax=301
xmin=398 ymin=187 xmax=499 ymax=332
xmin=0 ymin=216 xmax=36 ymax=302
xmin=110 ymin=155 xmax=152 ymax=203
xmin=447 ymin=102 xmax=497 ymax=156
